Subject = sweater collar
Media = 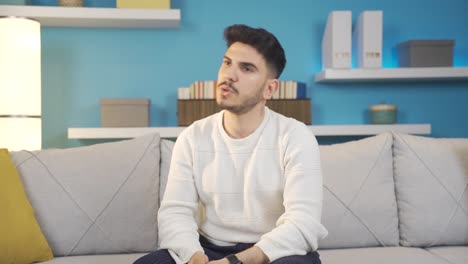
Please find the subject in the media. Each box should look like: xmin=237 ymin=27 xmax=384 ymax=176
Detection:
xmin=217 ymin=106 xmax=271 ymax=146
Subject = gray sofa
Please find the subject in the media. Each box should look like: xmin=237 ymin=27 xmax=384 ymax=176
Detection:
xmin=10 ymin=132 xmax=468 ymax=264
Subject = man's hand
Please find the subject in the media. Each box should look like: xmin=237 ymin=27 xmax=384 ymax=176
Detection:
xmin=237 ymin=246 xmax=269 ymax=264
xmin=188 ymin=251 xmax=209 ymax=264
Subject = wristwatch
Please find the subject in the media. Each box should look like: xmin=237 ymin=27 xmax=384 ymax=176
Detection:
xmin=226 ymin=254 xmax=243 ymax=264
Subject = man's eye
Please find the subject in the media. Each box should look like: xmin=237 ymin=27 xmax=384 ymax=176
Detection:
xmin=242 ymin=66 xmax=253 ymax=72
xmin=223 ymin=60 xmax=231 ymax=66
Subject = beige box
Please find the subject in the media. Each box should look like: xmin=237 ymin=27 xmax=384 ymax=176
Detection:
xmin=101 ymin=98 xmax=150 ymax=127
xmin=117 ymin=0 xmax=170 ymax=9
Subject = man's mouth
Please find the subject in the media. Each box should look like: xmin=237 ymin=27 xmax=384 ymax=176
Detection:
xmin=218 ymin=82 xmax=238 ymax=95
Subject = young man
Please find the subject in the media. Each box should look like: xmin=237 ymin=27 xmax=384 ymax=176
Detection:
xmin=135 ymin=24 xmax=327 ymax=264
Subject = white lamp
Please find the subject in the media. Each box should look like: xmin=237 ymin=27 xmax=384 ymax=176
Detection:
xmin=0 ymin=17 xmax=41 ymax=151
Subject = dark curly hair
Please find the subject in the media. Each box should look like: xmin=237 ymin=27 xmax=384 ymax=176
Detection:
xmin=223 ymin=24 xmax=286 ymax=78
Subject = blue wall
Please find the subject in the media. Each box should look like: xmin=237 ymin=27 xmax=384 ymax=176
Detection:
xmin=2 ymin=0 xmax=467 ymax=148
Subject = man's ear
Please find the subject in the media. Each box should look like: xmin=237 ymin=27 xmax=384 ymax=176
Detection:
xmin=264 ymin=79 xmax=279 ymax=99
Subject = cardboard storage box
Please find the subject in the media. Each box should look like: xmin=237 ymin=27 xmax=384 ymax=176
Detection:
xmin=397 ymin=40 xmax=454 ymax=67
xmin=117 ymin=0 xmax=170 ymax=9
xmin=101 ymin=98 xmax=150 ymax=127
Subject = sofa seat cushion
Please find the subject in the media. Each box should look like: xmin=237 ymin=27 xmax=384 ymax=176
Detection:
xmin=41 ymin=253 xmax=146 ymax=264
xmin=393 ymin=132 xmax=468 ymax=247
xmin=9 ymin=133 xmax=161 ymax=256
xmin=319 ymin=247 xmax=449 ymax=264
xmin=319 ymin=133 xmax=399 ymax=248
xmin=426 ymin=246 xmax=468 ymax=264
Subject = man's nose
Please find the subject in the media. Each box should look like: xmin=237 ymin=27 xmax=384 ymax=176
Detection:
xmin=223 ymin=66 xmax=238 ymax=82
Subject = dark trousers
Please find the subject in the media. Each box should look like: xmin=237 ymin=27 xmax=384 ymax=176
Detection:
xmin=134 ymin=236 xmax=321 ymax=264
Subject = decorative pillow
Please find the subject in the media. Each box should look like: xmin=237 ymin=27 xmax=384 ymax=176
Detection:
xmin=318 ymin=133 xmax=399 ymax=249
xmin=0 ymin=148 xmax=53 ymax=263
xmin=9 ymin=133 xmax=161 ymax=256
xmin=159 ymin=139 xmax=175 ymax=204
xmin=393 ymin=132 xmax=468 ymax=247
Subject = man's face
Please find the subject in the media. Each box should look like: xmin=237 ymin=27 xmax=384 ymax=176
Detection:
xmin=216 ymin=42 xmax=273 ymax=114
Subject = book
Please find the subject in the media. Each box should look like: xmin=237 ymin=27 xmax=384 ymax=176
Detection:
xmin=177 ymin=87 xmax=190 ymax=100
xmin=297 ymin=82 xmax=306 ymax=99
xmin=322 ymin=11 xmax=352 ymax=69
xmin=353 ymin=11 xmax=383 ymax=68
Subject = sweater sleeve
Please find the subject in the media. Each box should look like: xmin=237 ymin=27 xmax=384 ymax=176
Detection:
xmin=158 ymin=128 xmax=204 ymax=263
xmin=255 ymin=124 xmax=328 ymax=262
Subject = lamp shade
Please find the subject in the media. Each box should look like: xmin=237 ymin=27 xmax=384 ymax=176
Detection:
xmin=0 ymin=17 xmax=41 ymax=151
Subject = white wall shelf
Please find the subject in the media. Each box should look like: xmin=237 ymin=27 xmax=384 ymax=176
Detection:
xmin=315 ymin=67 xmax=468 ymax=83
xmin=0 ymin=5 xmax=180 ymax=28
xmin=68 ymin=124 xmax=431 ymax=139
xmin=309 ymin=124 xmax=431 ymax=136
xmin=68 ymin=127 xmax=185 ymax=139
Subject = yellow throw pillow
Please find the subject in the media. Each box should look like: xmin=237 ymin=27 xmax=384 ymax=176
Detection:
xmin=0 ymin=149 xmax=53 ymax=264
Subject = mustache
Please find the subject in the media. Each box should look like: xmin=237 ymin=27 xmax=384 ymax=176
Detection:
xmin=218 ymin=82 xmax=238 ymax=93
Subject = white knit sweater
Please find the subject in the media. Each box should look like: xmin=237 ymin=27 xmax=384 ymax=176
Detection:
xmin=158 ymin=107 xmax=327 ymax=263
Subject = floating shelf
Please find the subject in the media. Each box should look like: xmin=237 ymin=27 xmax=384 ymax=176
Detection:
xmin=315 ymin=67 xmax=468 ymax=83
xmin=0 ymin=5 xmax=180 ymax=28
xmin=309 ymin=124 xmax=431 ymax=136
xmin=68 ymin=127 xmax=185 ymax=138
xmin=68 ymin=124 xmax=431 ymax=139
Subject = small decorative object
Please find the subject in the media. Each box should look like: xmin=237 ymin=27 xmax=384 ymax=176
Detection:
xmin=370 ymin=104 xmax=397 ymax=124
xmin=30 ymin=0 xmax=58 ymax=5
xmin=58 ymin=0 xmax=83 ymax=7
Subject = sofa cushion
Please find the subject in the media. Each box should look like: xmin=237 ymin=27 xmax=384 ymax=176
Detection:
xmin=393 ymin=132 xmax=468 ymax=247
xmin=426 ymin=246 xmax=468 ymax=264
xmin=0 ymin=149 xmax=53 ymax=263
xmin=319 ymin=133 xmax=399 ymax=248
xmin=159 ymin=139 xmax=175 ymax=204
xmin=9 ymin=133 xmax=161 ymax=256
xmin=41 ymin=253 xmax=146 ymax=264
xmin=319 ymin=247 xmax=448 ymax=264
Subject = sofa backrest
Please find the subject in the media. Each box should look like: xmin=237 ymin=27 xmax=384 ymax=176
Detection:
xmin=159 ymin=139 xmax=175 ymax=205
xmin=10 ymin=133 xmax=161 ymax=257
xmin=393 ymin=132 xmax=468 ymax=247
xmin=318 ymin=133 xmax=399 ymax=249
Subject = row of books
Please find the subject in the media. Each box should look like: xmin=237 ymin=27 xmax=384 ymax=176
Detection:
xmin=273 ymin=81 xmax=307 ymax=99
xmin=322 ymin=10 xmax=383 ymax=69
xmin=178 ymin=81 xmax=217 ymax=100
xmin=177 ymin=80 xmax=307 ymax=100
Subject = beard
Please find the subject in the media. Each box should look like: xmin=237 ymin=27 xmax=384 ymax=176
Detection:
xmin=216 ymin=82 xmax=265 ymax=115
